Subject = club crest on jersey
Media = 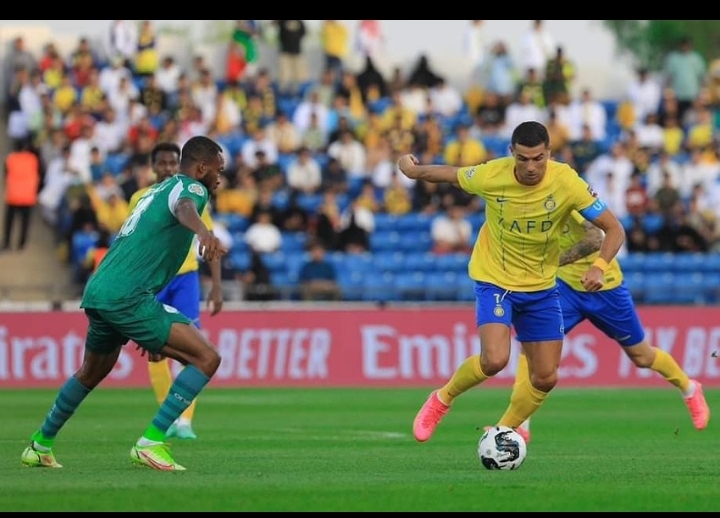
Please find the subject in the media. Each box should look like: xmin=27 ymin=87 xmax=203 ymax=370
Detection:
xmin=543 ymin=195 xmax=556 ymax=211
xmin=188 ymin=183 xmax=205 ymax=196
xmin=464 ymin=166 xmax=476 ymax=179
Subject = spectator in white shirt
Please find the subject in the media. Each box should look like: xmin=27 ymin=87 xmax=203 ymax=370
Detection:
xmin=430 ymin=205 xmax=473 ymax=254
xmin=287 ymin=147 xmax=322 ymax=195
xmin=155 ymin=55 xmax=182 ymax=95
xmin=327 ymin=129 xmax=367 ymax=179
xmin=93 ymin=107 xmax=126 ymax=155
xmin=241 ymin=127 xmax=279 ymax=169
xmin=429 ymin=78 xmax=463 ymax=118
xmin=292 ymin=89 xmax=330 ymax=135
xmin=99 ymin=56 xmax=132 ymax=96
xmin=626 ymin=67 xmax=662 ymax=124
xmin=244 ymin=209 xmax=282 ymax=254
xmin=567 ymin=88 xmax=607 ymax=141
xmin=502 ymin=90 xmax=546 ymax=138
xmin=105 ymin=20 xmax=138 ymax=67
xmin=520 ymin=20 xmax=555 ymax=77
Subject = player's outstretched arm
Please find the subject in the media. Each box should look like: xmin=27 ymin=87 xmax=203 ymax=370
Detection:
xmin=580 ymin=209 xmax=625 ymax=292
xmin=559 ymin=221 xmax=604 ymax=266
xmin=397 ymin=154 xmax=460 ymax=186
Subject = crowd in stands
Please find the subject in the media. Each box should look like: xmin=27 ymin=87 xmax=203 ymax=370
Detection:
xmin=4 ymin=20 xmax=720 ymax=304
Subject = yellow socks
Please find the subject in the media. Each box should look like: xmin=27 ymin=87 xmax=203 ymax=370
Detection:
xmin=148 ymin=359 xmax=196 ymax=421
xmin=650 ymin=347 xmax=691 ymax=393
xmin=438 ymin=354 xmax=489 ymax=405
xmin=497 ymin=353 xmax=548 ymax=428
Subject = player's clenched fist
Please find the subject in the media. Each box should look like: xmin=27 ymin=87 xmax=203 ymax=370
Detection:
xmin=581 ymin=266 xmax=605 ymax=292
xmin=197 ymin=229 xmax=227 ymax=262
xmin=397 ymin=154 xmax=420 ymax=178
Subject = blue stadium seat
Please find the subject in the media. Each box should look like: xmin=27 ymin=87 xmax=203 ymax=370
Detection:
xmin=372 ymin=251 xmax=406 ymax=274
xmin=367 ymin=97 xmax=392 ymax=114
xmin=434 ymin=253 xmax=470 ymax=274
xmin=370 ymin=230 xmax=401 ymax=252
xmin=71 ymin=230 xmax=98 ymax=266
xmin=261 ymin=252 xmax=287 ymax=274
xmin=619 ymin=214 xmax=636 ymax=232
xmin=623 ymin=271 xmax=646 ymax=301
xmin=280 ymin=232 xmax=306 ymax=254
xmin=296 ymin=193 xmax=323 ymax=214
xmin=643 ymin=272 xmax=676 ymax=304
xmin=337 ymin=270 xmax=365 ymax=301
xmin=618 ymin=253 xmax=645 ymax=273
xmin=394 ymin=271 xmax=427 ymax=301
xmin=702 ymin=272 xmax=720 ymax=302
xmin=641 ymin=214 xmax=664 ymax=235
xmin=671 ymin=272 xmax=707 ymax=304
xmin=699 ymin=254 xmax=720 ymax=273
xmin=670 ymin=252 xmax=707 ymax=273
xmin=104 ymin=153 xmax=129 ymax=175
xmin=271 ymin=190 xmax=290 ymax=211
xmin=425 ymin=271 xmax=460 ymax=301
xmin=343 ymin=253 xmax=374 ymax=273
xmin=641 ymin=252 xmax=675 ymax=273
xmin=404 ymin=252 xmax=437 ymax=273
xmin=396 ymin=213 xmax=433 ymax=232
xmin=362 ymin=272 xmax=396 ymax=302
xmin=398 ymin=232 xmax=432 ymax=253
xmin=373 ymin=213 xmax=399 ymax=232
xmin=223 ymin=214 xmax=250 ymax=233
xmin=230 ymin=251 xmax=251 ymax=271
xmin=277 ymin=153 xmax=295 ymax=174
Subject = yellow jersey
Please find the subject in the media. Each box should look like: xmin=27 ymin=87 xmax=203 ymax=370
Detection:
xmin=558 ymin=211 xmax=622 ymax=291
xmin=457 ymin=158 xmax=598 ymax=291
xmin=128 ymin=186 xmax=214 ymax=275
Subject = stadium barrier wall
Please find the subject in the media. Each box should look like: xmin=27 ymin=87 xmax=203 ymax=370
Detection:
xmin=1 ymin=306 xmax=719 ymax=388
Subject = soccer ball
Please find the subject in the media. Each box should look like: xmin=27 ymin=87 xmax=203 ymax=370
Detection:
xmin=477 ymin=425 xmax=527 ymax=470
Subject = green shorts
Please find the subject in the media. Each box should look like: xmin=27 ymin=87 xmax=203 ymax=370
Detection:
xmin=84 ymin=295 xmax=192 ymax=355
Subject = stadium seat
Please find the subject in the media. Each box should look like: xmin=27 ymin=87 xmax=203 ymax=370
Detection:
xmin=701 ymin=272 xmax=720 ymax=302
xmin=641 ymin=214 xmax=664 ymax=234
xmin=698 ymin=253 xmax=720 ymax=273
xmin=271 ymin=190 xmax=290 ymax=211
xmin=670 ymin=252 xmax=707 ymax=273
xmin=104 ymin=153 xmax=129 ymax=175
xmin=343 ymin=253 xmax=375 ymax=273
xmin=671 ymin=272 xmax=707 ymax=304
xmin=370 ymin=231 xmax=401 ymax=252
xmin=71 ymin=230 xmax=98 ymax=266
xmin=404 ymin=252 xmax=437 ymax=273
xmin=372 ymin=251 xmax=406 ymax=274
xmin=623 ymin=271 xmax=646 ymax=301
xmin=261 ymin=252 xmax=287 ymax=274
xmin=230 ymin=251 xmax=251 ymax=271
xmin=643 ymin=272 xmax=676 ymax=304
xmin=641 ymin=252 xmax=675 ymax=272
xmin=396 ymin=213 xmax=433 ymax=232
xmin=362 ymin=272 xmax=396 ymax=302
xmin=425 ymin=271 xmax=460 ymax=301
xmin=434 ymin=253 xmax=470 ymax=274
xmin=618 ymin=253 xmax=645 ymax=273
xmin=394 ymin=271 xmax=426 ymax=301
xmin=337 ymin=270 xmax=365 ymax=301
xmin=398 ymin=232 xmax=432 ymax=253
xmin=296 ymin=193 xmax=323 ymax=214
xmin=280 ymin=232 xmax=306 ymax=254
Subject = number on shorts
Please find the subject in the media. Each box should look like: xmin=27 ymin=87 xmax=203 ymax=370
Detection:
xmin=118 ymin=193 xmax=155 ymax=237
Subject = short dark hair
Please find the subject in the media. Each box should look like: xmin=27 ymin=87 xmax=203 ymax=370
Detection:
xmin=180 ymin=136 xmax=222 ymax=169
xmin=150 ymin=141 xmax=180 ymax=164
xmin=511 ymin=121 xmax=549 ymax=148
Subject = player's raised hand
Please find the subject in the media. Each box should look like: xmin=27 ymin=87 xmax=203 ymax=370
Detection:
xmin=580 ymin=266 xmax=605 ymax=292
xmin=197 ymin=229 xmax=227 ymax=262
xmin=397 ymin=154 xmax=420 ymax=178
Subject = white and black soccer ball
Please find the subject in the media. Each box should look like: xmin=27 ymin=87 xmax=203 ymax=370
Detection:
xmin=477 ymin=425 xmax=527 ymax=470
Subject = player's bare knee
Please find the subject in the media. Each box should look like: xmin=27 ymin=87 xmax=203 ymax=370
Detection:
xmin=530 ymin=371 xmax=558 ymax=392
xmin=195 ymin=347 xmax=221 ymax=377
xmin=480 ymin=350 xmax=510 ymax=376
xmin=624 ymin=342 xmax=654 ymax=368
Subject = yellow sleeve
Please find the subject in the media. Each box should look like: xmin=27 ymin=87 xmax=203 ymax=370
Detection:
xmin=127 ymin=190 xmax=143 ymax=213
xmin=456 ymin=163 xmax=486 ymax=196
xmin=570 ymin=210 xmax=585 ymax=225
xmin=564 ymin=168 xmax=597 ymax=212
xmin=201 ymin=205 xmax=213 ymax=232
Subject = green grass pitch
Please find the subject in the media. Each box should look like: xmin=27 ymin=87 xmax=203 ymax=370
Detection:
xmin=1 ymin=387 xmax=718 ymax=511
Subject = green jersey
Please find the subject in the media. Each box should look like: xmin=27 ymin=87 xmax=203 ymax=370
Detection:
xmin=81 ymin=174 xmax=209 ymax=309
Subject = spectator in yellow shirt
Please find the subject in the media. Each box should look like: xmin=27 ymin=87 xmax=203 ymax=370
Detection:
xmin=443 ymin=124 xmax=487 ymax=166
xmin=320 ymin=20 xmax=349 ymax=85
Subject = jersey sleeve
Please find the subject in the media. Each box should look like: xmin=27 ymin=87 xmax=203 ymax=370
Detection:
xmin=456 ymin=163 xmax=486 ymax=195
xmin=566 ymin=171 xmax=607 ymax=220
xmin=570 ymin=210 xmax=586 ymax=225
xmin=169 ymin=179 xmax=208 ymax=218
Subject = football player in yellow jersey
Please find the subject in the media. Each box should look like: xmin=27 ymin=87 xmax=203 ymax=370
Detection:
xmin=128 ymin=142 xmax=223 ymax=440
xmin=396 ymin=121 xmax=626 ymax=443
xmin=508 ymin=211 xmax=709 ymax=443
